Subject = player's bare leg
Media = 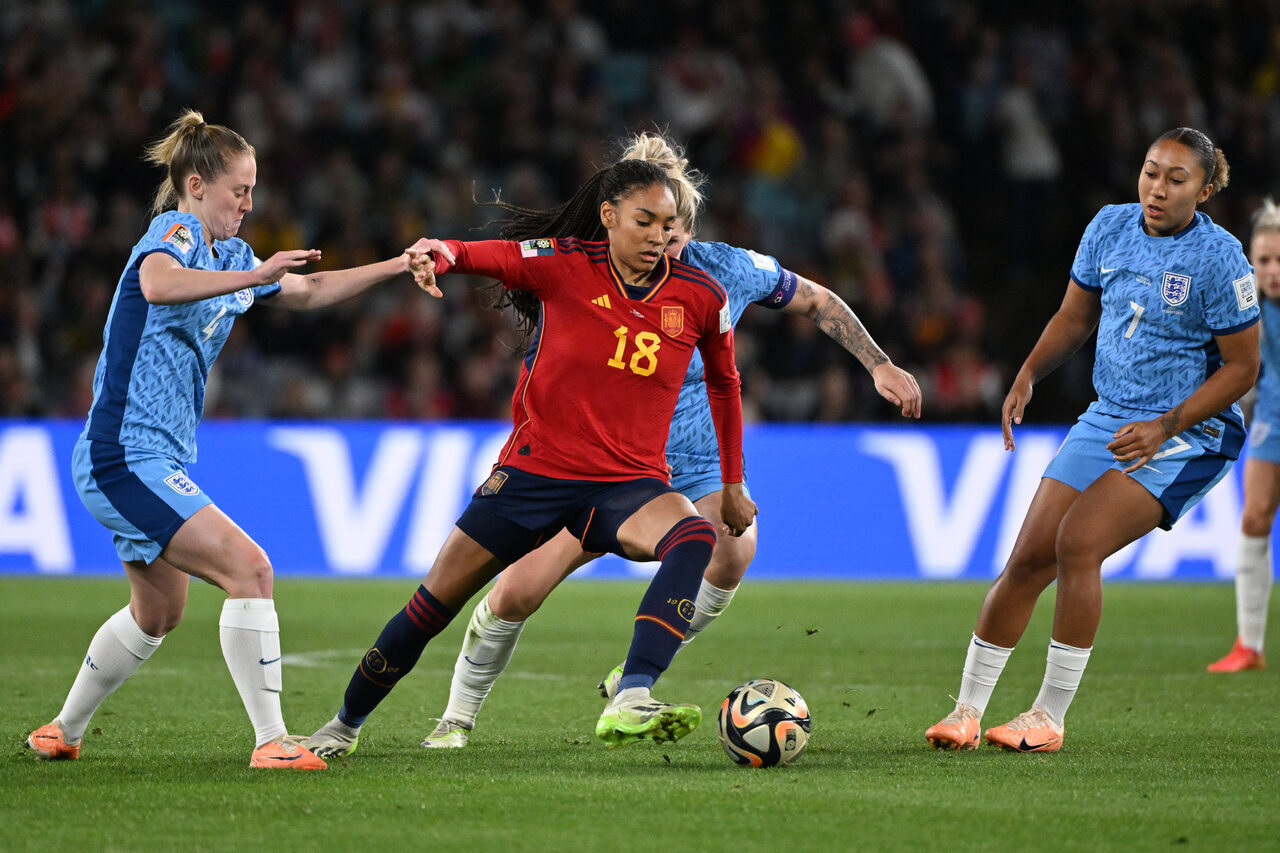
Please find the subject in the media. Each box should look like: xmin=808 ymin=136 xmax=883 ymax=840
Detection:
xmin=27 ymin=557 xmax=181 ymax=760
xmin=986 ymin=471 xmax=1161 ymax=752
xmin=163 ymin=506 xmax=326 ymax=768
xmin=927 ymin=478 xmax=1075 ymax=750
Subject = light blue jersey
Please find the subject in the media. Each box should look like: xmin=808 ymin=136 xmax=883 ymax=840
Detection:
xmin=1070 ymin=204 xmax=1258 ymax=456
xmin=665 ymin=241 xmax=798 ymax=497
xmin=81 ymin=211 xmax=281 ymax=462
xmin=1246 ymin=299 xmax=1280 ymax=462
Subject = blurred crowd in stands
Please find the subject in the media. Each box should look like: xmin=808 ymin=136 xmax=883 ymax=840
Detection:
xmin=3 ymin=0 xmax=1280 ymax=425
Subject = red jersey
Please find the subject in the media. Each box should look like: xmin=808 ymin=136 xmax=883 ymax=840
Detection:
xmin=434 ymin=237 xmax=743 ymax=484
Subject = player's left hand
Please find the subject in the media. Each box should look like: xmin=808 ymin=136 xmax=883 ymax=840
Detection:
xmin=406 ymin=238 xmax=455 ymax=298
xmin=719 ymin=482 xmax=758 ymax=537
xmin=872 ymin=362 xmax=922 ymax=419
xmin=1107 ymin=419 xmax=1170 ymax=473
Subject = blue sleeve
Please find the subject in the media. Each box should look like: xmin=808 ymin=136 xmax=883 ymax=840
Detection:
xmin=754 ymin=268 xmax=798 ymax=309
xmin=138 ymin=212 xmax=203 ymax=268
xmin=685 ymin=242 xmax=794 ymax=319
xmin=1069 ymin=209 xmax=1106 ymax=292
xmin=1204 ymin=245 xmax=1259 ymax=335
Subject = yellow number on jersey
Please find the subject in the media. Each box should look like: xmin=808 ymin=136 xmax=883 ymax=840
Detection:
xmin=607 ymin=326 xmax=661 ymax=376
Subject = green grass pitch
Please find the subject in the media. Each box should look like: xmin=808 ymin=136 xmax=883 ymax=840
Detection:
xmin=3 ymin=577 xmax=1276 ymax=852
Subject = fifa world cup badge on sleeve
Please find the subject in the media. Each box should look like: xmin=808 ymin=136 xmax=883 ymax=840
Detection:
xmin=519 ymin=238 xmax=555 ymax=259
xmin=162 ymin=223 xmax=194 ymax=256
xmin=719 ymin=302 xmax=731 ymax=334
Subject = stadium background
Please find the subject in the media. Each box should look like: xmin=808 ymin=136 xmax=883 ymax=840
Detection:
xmin=2 ymin=0 xmax=1278 ymax=578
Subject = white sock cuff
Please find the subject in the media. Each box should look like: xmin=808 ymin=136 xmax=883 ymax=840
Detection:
xmin=1047 ymin=639 xmax=1092 ymax=669
xmin=107 ymin=607 xmax=162 ymax=660
xmin=696 ymin=578 xmax=736 ymax=611
xmin=219 ymin=598 xmax=279 ymax=631
xmin=972 ymin=633 xmax=1013 ymax=657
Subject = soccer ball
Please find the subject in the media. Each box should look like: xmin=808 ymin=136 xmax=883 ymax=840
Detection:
xmin=717 ymin=678 xmax=811 ymax=767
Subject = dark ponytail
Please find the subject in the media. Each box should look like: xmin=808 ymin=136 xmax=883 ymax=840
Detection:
xmin=483 ymin=159 xmax=673 ymax=337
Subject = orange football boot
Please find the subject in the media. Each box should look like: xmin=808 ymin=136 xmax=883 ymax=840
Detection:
xmin=983 ymin=705 xmax=1063 ymax=753
xmin=27 ymin=721 xmax=80 ymax=760
xmin=249 ymin=735 xmax=327 ymax=770
xmin=1207 ymin=637 xmax=1266 ymax=673
xmin=925 ymin=702 xmax=981 ymax=751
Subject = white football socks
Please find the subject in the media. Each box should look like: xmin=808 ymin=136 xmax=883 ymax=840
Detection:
xmin=1235 ymin=533 xmax=1272 ymax=652
xmin=1033 ymin=640 xmax=1091 ymax=727
xmin=218 ymin=599 xmax=287 ymax=747
xmin=441 ymin=593 xmax=525 ymax=729
xmin=57 ymin=606 xmax=163 ymax=743
xmin=681 ymin=578 xmax=737 ymax=647
xmin=956 ymin=634 xmax=1012 ymax=715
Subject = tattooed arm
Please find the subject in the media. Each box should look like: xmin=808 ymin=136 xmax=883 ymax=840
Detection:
xmin=782 ymin=275 xmax=922 ymax=418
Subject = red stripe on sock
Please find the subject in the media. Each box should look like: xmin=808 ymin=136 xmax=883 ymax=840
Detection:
xmin=406 ymin=593 xmax=448 ymax=633
xmin=654 ymin=519 xmax=716 ymax=559
xmin=635 ymin=614 xmax=686 ymax=640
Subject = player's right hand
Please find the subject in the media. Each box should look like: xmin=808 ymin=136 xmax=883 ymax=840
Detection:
xmin=1001 ymin=374 xmax=1034 ymax=451
xmin=719 ymin=483 xmax=758 ymax=537
xmin=256 ymin=249 xmax=321 ymax=285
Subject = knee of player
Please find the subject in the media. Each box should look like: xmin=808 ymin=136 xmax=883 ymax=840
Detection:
xmin=236 ymin=545 xmax=275 ymax=597
xmin=1053 ymin=527 xmax=1105 ymax=573
xmin=136 ymin=605 xmax=184 ymax=637
xmin=489 ymin=583 xmax=541 ymax=622
xmin=1240 ymin=508 xmax=1278 ymax=538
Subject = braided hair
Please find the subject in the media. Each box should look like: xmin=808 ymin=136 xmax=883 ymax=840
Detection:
xmin=483 ymin=158 xmax=674 ymax=338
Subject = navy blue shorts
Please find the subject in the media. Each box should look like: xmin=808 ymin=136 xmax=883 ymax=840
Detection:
xmin=455 ymin=466 xmax=674 ymax=565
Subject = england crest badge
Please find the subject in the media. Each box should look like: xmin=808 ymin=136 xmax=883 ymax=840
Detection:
xmin=1160 ymin=271 xmax=1191 ymax=306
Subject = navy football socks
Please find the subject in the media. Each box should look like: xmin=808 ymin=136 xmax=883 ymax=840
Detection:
xmin=338 ymin=585 xmax=454 ymax=727
xmin=619 ymin=516 xmax=717 ymax=691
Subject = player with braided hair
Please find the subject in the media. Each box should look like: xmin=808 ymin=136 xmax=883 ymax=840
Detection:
xmin=307 ymin=156 xmax=755 ymax=757
xmin=419 ymin=133 xmax=921 ymax=750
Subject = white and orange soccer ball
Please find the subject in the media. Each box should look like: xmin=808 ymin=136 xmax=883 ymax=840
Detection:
xmin=716 ymin=678 xmax=811 ymax=767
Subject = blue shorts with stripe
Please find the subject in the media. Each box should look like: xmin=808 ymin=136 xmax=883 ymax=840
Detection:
xmin=1043 ymin=410 xmax=1234 ymax=530
xmin=456 ymin=466 xmax=677 ymax=565
xmin=72 ymin=439 xmax=212 ymax=564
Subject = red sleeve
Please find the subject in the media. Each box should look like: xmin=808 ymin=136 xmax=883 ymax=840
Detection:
xmin=431 ymin=240 xmax=532 ymax=289
xmin=699 ymin=320 xmax=744 ymax=484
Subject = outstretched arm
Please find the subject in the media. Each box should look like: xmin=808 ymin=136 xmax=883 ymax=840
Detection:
xmin=782 ymin=275 xmax=922 ymax=418
xmin=138 ymin=249 xmax=320 ymax=305
xmin=271 ymin=251 xmax=421 ymax=311
xmin=1002 ymin=280 xmax=1102 ymax=450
